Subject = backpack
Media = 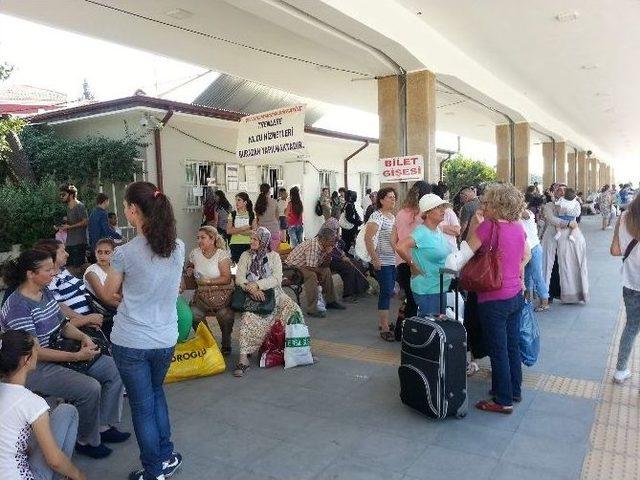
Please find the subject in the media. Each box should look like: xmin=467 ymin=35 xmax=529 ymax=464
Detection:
xmin=315 ymin=200 xmax=323 ymax=216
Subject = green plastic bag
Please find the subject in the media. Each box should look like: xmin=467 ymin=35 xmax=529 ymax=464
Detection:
xmin=176 ymin=296 xmax=193 ymax=342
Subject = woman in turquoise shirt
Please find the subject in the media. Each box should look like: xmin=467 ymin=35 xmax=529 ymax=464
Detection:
xmin=396 ymin=193 xmax=453 ymax=316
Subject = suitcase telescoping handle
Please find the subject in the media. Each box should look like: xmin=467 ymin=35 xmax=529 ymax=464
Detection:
xmin=439 ymin=268 xmax=459 ymax=321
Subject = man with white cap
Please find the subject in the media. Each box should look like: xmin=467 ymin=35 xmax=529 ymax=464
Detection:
xmin=395 ymin=193 xmax=453 ymax=316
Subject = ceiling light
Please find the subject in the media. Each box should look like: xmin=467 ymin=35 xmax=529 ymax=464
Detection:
xmin=476 ymin=124 xmax=488 ymax=127
xmin=555 ymin=11 xmax=580 ymax=22
xmin=580 ymin=64 xmax=599 ymax=70
xmin=165 ymin=8 xmax=193 ymax=19
xmin=444 ymin=111 xmax=455 ymax=116
xmin=595 ymin=92 xmax=611 ymax=97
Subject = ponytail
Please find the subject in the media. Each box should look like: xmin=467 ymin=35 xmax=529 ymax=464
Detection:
xmin=2 ymin=249 xmax=53 ymax=289
xmin=125 ymin=181 xmax=177 ymax=258
xmin=0 ymin=330 xmax=35 ymax=378
xmin=254 ymin=183 xmax=271 ymax=216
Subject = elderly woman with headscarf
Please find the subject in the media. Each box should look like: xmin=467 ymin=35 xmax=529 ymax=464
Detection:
xmin=323 ymin=218 xmax=369 ymax=303
xmin=233 ymin=227 xmax=303 ymax=377
xmin=540 ymin=183 xmax=589 ymax=304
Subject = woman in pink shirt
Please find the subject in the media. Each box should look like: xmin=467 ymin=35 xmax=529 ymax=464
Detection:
xmin=391 ymin=181 xmax=431 ymax=327
xmin=465 ymin=183 xmax=530 ymax=414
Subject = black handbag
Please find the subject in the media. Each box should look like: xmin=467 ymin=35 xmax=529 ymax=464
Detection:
xmin=48 ymin=318 xmax=110 ymax=373
xmin=231 ymin=287 xmax=276 ymax=314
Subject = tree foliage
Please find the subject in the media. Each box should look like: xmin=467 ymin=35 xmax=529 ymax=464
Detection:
xmin=19 ymin=125 xmax=146 ymax=204
xmin=0 ymin=177 xmax=66 ymax=250
xmin=443 ymin=154 xmax=497 ymax=198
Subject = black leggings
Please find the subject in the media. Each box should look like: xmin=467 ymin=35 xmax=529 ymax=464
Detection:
xmin=396 ymin=262 xmax=418 ymax=318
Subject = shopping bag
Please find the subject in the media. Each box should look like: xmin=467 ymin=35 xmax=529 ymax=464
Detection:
xmin=165 ymin=323 xmax=226 ymax=383
xmin=176 ymin=296 xmax=193 ymax=342
xmin=284 ymin=311 xmax=313 ymax=369
xmin=519 ymin=300 xmax=540 ymax=367
xmin=259 ymin=321 xmax=285 ymax=368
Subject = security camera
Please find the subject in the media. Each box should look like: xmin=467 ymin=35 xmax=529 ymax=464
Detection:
xmin=139 ymin=116 xmax=149 ymax=128
xmin=586 ymin=150 xmax=593 ymax=156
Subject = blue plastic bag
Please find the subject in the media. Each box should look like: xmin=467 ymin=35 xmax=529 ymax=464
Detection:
xmin=519 ymin=300 xmax=540 ymax=367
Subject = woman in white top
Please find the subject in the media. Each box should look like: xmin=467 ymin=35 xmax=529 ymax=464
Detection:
xmin=610 ymin=193 xmax=640 ymax=384
xmin=0 ymin=329 xmax=86 ymax=480
xmin=185 ymin=226 xmax=235 ymax=355
xmin=521 ymin=197 xmax=549 ymax=312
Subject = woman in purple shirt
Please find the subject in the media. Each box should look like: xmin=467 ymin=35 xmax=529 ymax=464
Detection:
xmin=466 ymin=184 xmax=530 ymax=414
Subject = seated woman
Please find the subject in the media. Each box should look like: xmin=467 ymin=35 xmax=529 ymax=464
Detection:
xmin=83 ymin=238 xmax=121 ymax=338
xmin=233 ymin=227 xmax=304 ymax=377
xmin=185 ymin=226 xmax=235 ymax=355
xmin=0 ymin=249 xmax=129 ymax=459
xmin=33 ymin=239 xmax=104 ymax=331
xmin=322 ymin=217 xmax=369 ymax=302
xmin=0 ymin=330 xmax=86 ymax=480
xmin=396 ymin=194 xmax=453 ymax=316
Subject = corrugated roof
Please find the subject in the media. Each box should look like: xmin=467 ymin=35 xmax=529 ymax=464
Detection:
xmin=0 ymin=84 xmax=67 ymax=103
xmin=193 ymin=73 xmax=328 ymax=125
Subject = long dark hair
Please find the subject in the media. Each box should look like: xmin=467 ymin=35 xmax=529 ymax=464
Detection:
xmin=289 ymin=186 xmax=303 ymax=216
xmin=2 ymin=249 xmax=53 ymax=289
xmin=125 ymin=181 xmax=177 ymax=258
xmin=626 ymin=193 xmax=640 ymax=241
xmin=254 ymin=183 xmax=271 ymax=216
xmin=33 ymin=238 xmax=63 ymax=260
xmin=214 ymin=190 xmax=231 ymax=212
xmin=235 ymin=192 xmax=254 ymax=218
xmin=376 ymin=187 xmax=397 ymax=210
xmin=0 ymin=330 xmax=35 ymax=378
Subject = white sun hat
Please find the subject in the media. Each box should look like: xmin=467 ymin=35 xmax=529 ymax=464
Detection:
xmin=419 ymin=193 xmax=450 ymax=213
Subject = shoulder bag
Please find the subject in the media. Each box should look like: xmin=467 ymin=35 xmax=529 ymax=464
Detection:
xmin=48 ymin=318 xmax=109 ymax=373
xmin=459 ymin=220 xmax=503 ymax=292
xmin=194 ymin=283 xmax=235 ymax=311
xmin=623 ymin=239 xmax=638 ymax=263
xmin=231 ymin=286 xmax=276 ymax=314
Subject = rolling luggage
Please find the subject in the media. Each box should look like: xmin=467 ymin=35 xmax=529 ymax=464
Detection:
xmin=398 ymin=268 xmax=467 ymax=419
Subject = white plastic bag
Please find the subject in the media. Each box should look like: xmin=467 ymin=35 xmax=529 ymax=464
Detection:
xmin=284 ymin=315 xmax=313 ymax=369
xmin=355 ymin=223 xmax=378 ymax=263
xmin=317 ymin=287 xmax=326 ymax=312
xmin=445 ymin=291 xmax=465 ymax=323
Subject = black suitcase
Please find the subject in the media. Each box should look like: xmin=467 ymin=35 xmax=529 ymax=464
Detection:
xmin=398 ymin=268 xmax=467 ymax=419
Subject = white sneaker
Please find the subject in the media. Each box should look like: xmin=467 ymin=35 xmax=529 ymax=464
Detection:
xmin=613 ymin=369 xmax=631 ymax=384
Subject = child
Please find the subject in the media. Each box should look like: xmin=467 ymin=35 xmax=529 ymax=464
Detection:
xmin=108 ymin=212 xmax=124 ymax=244
xmin=277 ymin=187 xmax=289 ymax=243
xmin=555 ymin=188 xmax=581 ymax=242
xmin=84 ymin=238 xmax=121 ymax=337
xmin=54 ymin=215 xmax=68 ymax=244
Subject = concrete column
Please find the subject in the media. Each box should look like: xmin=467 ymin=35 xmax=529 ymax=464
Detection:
xmin=611 ymin=166 xmax=615 ymax=186
xmin=495 ymin=124 xmax=510 ymax=183
xmin=567 ymin=152 xmax=577 ymax=189
xmin=406 ymin=70 xmax=437 ymax=181
xmin=577 ymin=151 xmax=588 ymax=194
xmin=377 ymin=75 xmax=404 ymax=160
xmin=555 ymin=142 xmax=567 ymax=185
xmin=542 ymin=142 xmax=555 ymax=188
xmin=588 ymin=157 xmax=598 ymax=193
xmin=514 ymin=122 xmax=530 ymax=190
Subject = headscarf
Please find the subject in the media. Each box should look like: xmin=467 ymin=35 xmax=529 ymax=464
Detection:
xmin=248 ymin=227 xmax=272 ymax=280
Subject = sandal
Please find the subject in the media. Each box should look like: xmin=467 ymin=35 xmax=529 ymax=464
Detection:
xmin=233 ymin=363 xmax=250 ymax=377
xmin=379 ymin=331 xmax=395 ymax=342
xmin=378 ymin=323 xmax=395 ymax=331
xmin=475 ymin=400 xmax=513 ymax=414
xmin=466 ymin=361 xmax=479 ymax=376
xmin=534 ymin=305 xmax=550 ymax=313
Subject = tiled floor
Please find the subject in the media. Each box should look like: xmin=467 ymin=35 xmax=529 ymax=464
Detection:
xmin=73 ymin=216 xmax=632 ymax=480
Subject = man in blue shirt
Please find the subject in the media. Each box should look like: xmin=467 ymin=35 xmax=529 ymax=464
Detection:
xmin=88 ymin=193 xmax=122 ymax=257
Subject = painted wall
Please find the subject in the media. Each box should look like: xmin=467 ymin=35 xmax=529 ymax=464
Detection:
xmin=50 ymin=110 xmax=380 ymax=253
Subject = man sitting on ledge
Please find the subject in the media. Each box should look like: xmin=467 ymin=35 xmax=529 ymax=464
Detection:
xmin=285 ymin=228 xmax=346 ymax=318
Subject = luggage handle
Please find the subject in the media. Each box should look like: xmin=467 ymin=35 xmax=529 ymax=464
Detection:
xmin=439 ymin=267 xmax=460 ymax=321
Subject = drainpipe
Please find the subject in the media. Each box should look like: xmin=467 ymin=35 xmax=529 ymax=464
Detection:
xmin=438 ymin=148 xmax=456 ymax=181
xmin=153 ymin=110 xmax=174 ymax=191
xmin=343 ymin=141 xmax=370 ymax=189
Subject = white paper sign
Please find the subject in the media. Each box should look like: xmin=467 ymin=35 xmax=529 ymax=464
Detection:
xmin=379 ymin=155 xmax=424 ymax=182
xmin=237 ymin=105 xmax=306 ymax=163
xmin=244 ymin=165 xmax=259 ymax=193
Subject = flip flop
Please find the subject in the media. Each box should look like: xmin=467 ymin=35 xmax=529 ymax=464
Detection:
xmin=379 ymin=331 xmax=395 ymax=342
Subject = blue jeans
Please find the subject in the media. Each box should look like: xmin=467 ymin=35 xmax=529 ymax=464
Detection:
xmin=478 ymin=292 xmax=525 ymax=407
xmin=375 ymin=265 xmax=396 ymax=310
xmin=525 ymin=245 xmax=549 ymax=301
xmin=414 ymin=292 xmax=446 ymax=317
xmin=288 ymin=225 xmax=304 ymax=247
xmin=112 ymin=345 xmax=175 ymax=478
xmin=616 ymin=287 xmax=640 ymax=370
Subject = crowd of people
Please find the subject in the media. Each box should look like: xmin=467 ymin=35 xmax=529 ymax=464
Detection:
xmin=0 ymin=177 xmax=638 ymax=479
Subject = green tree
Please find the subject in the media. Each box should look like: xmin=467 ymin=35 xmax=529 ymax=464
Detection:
xmin=0 ymin=60 xmax=29 ymax=184
xmin=442 ymin=154 xmax=497 ymax=197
